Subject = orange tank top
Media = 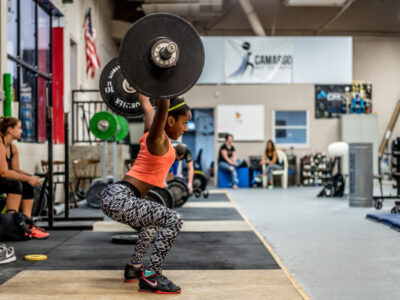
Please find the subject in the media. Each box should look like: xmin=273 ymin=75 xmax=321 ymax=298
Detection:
xmin=126 ymin=132 xmax=176 ymax=188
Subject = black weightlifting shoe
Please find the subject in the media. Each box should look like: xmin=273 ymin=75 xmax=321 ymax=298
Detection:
xmin=139 ymin=272 xmax=181 ymax=294
xmin=124 ymin=263 xmax=143 ymax=283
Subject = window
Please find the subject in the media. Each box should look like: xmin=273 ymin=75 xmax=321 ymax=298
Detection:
xmin=20 ymin=67 xmax=37 ymax=142
xmin=7 ymin=0 xmax=18 ymax=57
xmin=6 ymin=0 xmax=52 ymax=142
xmin=272 ymin=110 xmax=309 ymax=147
xmin=20 ymin=0 xmax=36 ymax=67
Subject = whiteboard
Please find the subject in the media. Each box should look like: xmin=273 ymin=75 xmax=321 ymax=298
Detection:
xmin=217 ymin=105 xmax=264 ymax=141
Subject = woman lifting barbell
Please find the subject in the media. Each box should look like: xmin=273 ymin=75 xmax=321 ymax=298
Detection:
xmin=100 ymin=94 xmax=191 ymax=294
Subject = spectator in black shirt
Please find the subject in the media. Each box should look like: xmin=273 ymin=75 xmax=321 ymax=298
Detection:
xmin=218 ymin=134 xmax=238 ymax=188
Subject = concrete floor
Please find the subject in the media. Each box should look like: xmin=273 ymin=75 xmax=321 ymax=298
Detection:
xmin=228 ymin=185 xmax=400 ymax=300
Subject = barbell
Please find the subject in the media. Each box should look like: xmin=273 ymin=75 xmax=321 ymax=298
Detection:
xmin=99 ymin=13 xmax=205 ymax=118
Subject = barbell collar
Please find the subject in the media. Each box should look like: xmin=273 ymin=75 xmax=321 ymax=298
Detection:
xmin=151 ymin=39 xmax=179 ymax=69
xmin=160 ymin=43 xmax=177 ymax=60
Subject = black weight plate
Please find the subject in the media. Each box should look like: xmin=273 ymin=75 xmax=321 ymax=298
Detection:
xmin=168 ymin=182 xmax=183 ymax=207
xmin=75 ymin=189 xmax=86 ymax=200
xmin=119 ymin=13 xmax=205 ymax=99
xmin=173 ymin=176 xmax=186 ymax=184
xmin=145 ymin=189 xmax=166 ymax=207
xmin=193 ymin=177 xmax=201 ymax=191
xmin=152 ymin=187 xmax=174 ymax=209
xmin=33 ymin=186 xmax=48 ymax=217
xmin=193 ymin=172 xmax=207 ymax=190
xmin=99 ymin=57 xmax=143 ymax=118
xmin=86 ymin=181 xmax=108 ymax=208
xmin=111 ymin=234 xmax=139 ymax=245
xmin=168 ymin=179 xmax=189 ymax=207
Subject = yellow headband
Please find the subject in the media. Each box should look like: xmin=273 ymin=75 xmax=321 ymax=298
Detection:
xmin=168 ymin=102 xmax=185 ymax=112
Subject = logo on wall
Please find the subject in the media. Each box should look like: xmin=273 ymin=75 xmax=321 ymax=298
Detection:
xmin=224 ymin=37 xmax=293 ymax=84
xmin=229 ymin=42 xmax=255 ymax=78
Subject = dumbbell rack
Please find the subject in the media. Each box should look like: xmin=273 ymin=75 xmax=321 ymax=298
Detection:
xmin=300 ymin=153 xmax=332 ymax=186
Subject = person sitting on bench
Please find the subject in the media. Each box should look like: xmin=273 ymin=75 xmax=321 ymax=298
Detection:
xmin=0 ymin=117 xmax=49 ymax=239
xmin=218 ymin=133 xmax=239 ymax=189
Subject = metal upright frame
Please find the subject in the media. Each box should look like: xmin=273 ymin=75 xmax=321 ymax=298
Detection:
xmin=40 ymin=112 xmax=104 ymax=230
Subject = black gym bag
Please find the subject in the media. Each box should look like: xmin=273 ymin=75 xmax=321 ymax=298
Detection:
xmin=317 ymin=156 xmax=345 ymax=198
xmin=317 ymin=173 xmax=345 ymax=198
xmin=0 ymin=210 xmax=31 ymax=241
xmin=332 ymin=173 xmax=345 ymax=197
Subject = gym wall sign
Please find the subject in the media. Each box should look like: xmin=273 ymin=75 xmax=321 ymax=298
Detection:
xmin=224 ymin=37 xmax=293 ymax=84
xmin=315 ymin=83 xmax=372 ymax=119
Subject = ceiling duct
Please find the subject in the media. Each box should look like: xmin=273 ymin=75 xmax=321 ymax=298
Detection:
xmin=284 ymin=0 xmax=348 ymax=6
xmin=315 ymin=0 xmax=357 ymax=35
xmin=239 ymin=0 xmax=266 ymax=36
xmin=141 ymin=0 xmax=223 ymax=17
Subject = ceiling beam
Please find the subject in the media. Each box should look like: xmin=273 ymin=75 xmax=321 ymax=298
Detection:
xmin=112 ymin=20 xmax=131 ymax=42
xmin=239 ymin=0 xmax=266 ymax=36
xmin=315 ymin=0 xmax=357 ymax=35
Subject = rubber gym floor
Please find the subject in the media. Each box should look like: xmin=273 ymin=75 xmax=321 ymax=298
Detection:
xmin=0 ymin=190 xmax=306 ymax=299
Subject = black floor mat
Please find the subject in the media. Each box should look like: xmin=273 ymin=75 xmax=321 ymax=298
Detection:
xmin=66 ymin=206 xmax=110 ymax=220
xmin=2 ymin=231 xmax=278 ymax=277
xmin=0 ymin=231 xmax=78 ymax=284
xmin=175 ymin=207 xmax=242 ymax=220
xmin=1 ymin=192 xmax=279 ymax=286
xmin=188 ymin=193 xmax=230 ymax=202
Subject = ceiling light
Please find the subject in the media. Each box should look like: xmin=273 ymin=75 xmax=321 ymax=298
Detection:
xmin=284 ymin=0 xmax=348 ymax=6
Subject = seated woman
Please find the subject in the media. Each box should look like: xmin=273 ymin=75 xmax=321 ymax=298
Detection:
xmin=260 ymin=140 xmax=283 ymax=189
xmin=0 ymin=117 xmax=49 ymax=239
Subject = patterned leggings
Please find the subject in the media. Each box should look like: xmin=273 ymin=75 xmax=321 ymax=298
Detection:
xmin=100 ymin=182 xmax=184 ymax=272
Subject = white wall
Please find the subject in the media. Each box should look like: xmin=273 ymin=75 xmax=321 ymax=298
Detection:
xmin=62 ymin=0 xmax=118 ymax=112
xmin=185 ymin=36 xmax=400 ymax=176
xmin=184 ymin=84 xmax=340 ymax=169
xmin=353 ymin=36 xmax=400 ymax=143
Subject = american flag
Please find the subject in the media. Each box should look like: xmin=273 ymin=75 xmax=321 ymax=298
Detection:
xmin=84 ymin=9 xmax=100 ymax=78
